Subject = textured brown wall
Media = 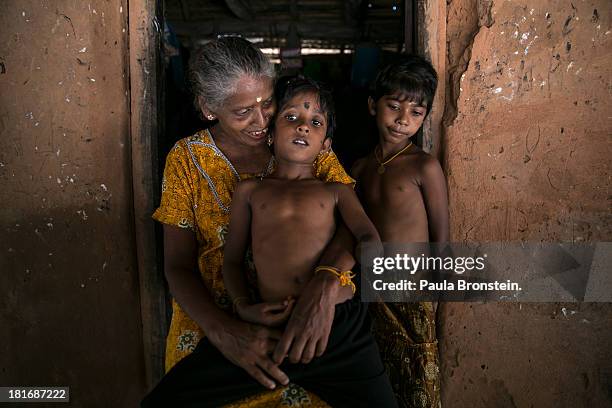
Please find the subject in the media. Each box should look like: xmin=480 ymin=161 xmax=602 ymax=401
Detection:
xmin=439 ymin=0 xmax=612 ymax=406
xmin=0 ymin=1 xmax=146 ymax=405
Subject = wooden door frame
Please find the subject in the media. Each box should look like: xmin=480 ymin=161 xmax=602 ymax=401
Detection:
xmin=413 ymin=0 xmax=446 ymax=160
xmin=128 ymin=0 xmax=167 ymax=389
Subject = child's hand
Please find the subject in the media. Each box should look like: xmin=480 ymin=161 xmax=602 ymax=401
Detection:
xmin=237 ymin=298 xmax=295 ymax=327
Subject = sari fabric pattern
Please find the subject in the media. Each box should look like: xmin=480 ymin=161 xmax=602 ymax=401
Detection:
xmin=370 ymin=302 xmax=441 ymax=408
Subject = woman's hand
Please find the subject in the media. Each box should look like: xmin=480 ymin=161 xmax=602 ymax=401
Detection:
xmin=272 ymin=221 xmax=356 ymax=365
xmin=207 ymin=315 xmax=290 ymax=390
xmin=237 ymin=298 xmax=295 ymax=327
xmin=162 ymin=225 xmax=289 ymax=389
xmin=272 ymin=272 xmax=349 ymax=365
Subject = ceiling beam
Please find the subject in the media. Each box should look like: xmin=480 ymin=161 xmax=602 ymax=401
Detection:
xmin=224 ymin=0 xmax=255 ymax=20
xmin=171 ymin=20 xmax=389 ymax=41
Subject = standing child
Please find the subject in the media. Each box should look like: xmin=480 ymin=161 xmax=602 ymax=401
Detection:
xmin=142 ymin=76 xmax=397 ymax=408
xmin=352 ymin=55 xmax=449 ymax=407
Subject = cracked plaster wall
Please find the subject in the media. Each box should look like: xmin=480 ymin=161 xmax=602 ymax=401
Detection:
xmin=438 ymin=0 xmax=612 ymax=406
xmin=0 ymin=1 xmax=146 ymax=405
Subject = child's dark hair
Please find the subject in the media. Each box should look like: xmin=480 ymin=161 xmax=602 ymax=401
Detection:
xmin=274 ymin=75 xmax=335 ymax=139
xmin=372 ymin=55 xmax=438 ymax=116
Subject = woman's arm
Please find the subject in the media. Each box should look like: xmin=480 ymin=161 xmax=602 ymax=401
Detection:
xmin=163 ymin=225 xmax=289 ymax=389
xmin=272 ymin=266 xmax=349 ymax=365
xmin=164 ymin=226 xmax=226 ymax=334
xmin=315 ymin=221 xmax=358 ymax=303
xmin=222 ymin=182 xmax=254 ymax=303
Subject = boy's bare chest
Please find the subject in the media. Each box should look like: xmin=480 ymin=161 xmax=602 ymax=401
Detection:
xmin=251 ymin=183 xmax=336 ymax=220
xmin=356 ymin=158 xmax=430 ymax=242
xmin=357 ymin=158 xmax=422 ymax=205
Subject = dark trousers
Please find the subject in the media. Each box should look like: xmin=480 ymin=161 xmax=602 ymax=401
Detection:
xmin=142 ymin=299 xmax=398 ymax=408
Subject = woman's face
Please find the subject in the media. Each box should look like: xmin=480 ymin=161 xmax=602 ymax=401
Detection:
xmin=206 ymin=75 xmax=275 ymax=147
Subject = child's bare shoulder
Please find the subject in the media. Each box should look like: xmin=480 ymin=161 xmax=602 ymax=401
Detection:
xmin=410 ymin=148 xmax=438 ymax=166
xmin=234 ymin=178 xmax=261 ymax=198
xmin=236 ymin=178 xmax=260 ymax=189
xmin=390 ymin=146 xmax=433 ymax=169
xmin=324 ymin=181 xmax=354 ymax=197
xmin=324 ymin=181 xmax=352 ymax=188
xmin=406 ymin=149 xmax=445 ymax=183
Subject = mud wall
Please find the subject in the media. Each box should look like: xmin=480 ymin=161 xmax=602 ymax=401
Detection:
xmin=439 ymin=0 xmax=612 ymax=406
xmin=0 ymin=1 xmax=146 ymax=405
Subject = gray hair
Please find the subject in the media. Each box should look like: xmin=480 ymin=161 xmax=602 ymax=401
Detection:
xmin=188 ymin=37 xmax=275 ymax=111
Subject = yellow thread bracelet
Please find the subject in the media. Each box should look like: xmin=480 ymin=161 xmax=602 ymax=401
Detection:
xmin=232 ymin=296 xmax=250 ymax=315
xmin=315 ymin=266 xmax=356 ymax=294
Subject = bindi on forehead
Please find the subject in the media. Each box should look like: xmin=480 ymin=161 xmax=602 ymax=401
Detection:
xmin=256 ymin=97 xmax=262 ymax=103
xmin=304 ymin=101 xmax=310 ymax=109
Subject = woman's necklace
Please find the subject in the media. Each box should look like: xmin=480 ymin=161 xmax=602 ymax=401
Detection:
xmin=209 ymin=127 xmax=271 ymax=177
xmin=374 ymin=142 xmax=413 ymax=174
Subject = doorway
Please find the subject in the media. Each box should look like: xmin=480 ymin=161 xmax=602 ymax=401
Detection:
xmin=161 ymin=0 xmax=414 ymax=168
xmin=132 ymin=0 xmax=418 ymax=387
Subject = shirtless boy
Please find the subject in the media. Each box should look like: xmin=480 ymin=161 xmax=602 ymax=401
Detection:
xmin=352 ymin=56 xmax=448 ymax=243
xmin=352 ymin=55 xmax=449 ymax=406
xmin=143 ymin=77 xmax=397 ymax=408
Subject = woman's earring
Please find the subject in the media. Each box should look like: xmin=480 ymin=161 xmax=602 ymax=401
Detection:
xmin=206 ymin=114 xmax=215 ymax=121
xmin=266 ymin=134 xmax=273 ymax=146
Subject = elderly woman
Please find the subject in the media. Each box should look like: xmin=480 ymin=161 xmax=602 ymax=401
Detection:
xmin=151 ymin=37 xmax=355 ymax=406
